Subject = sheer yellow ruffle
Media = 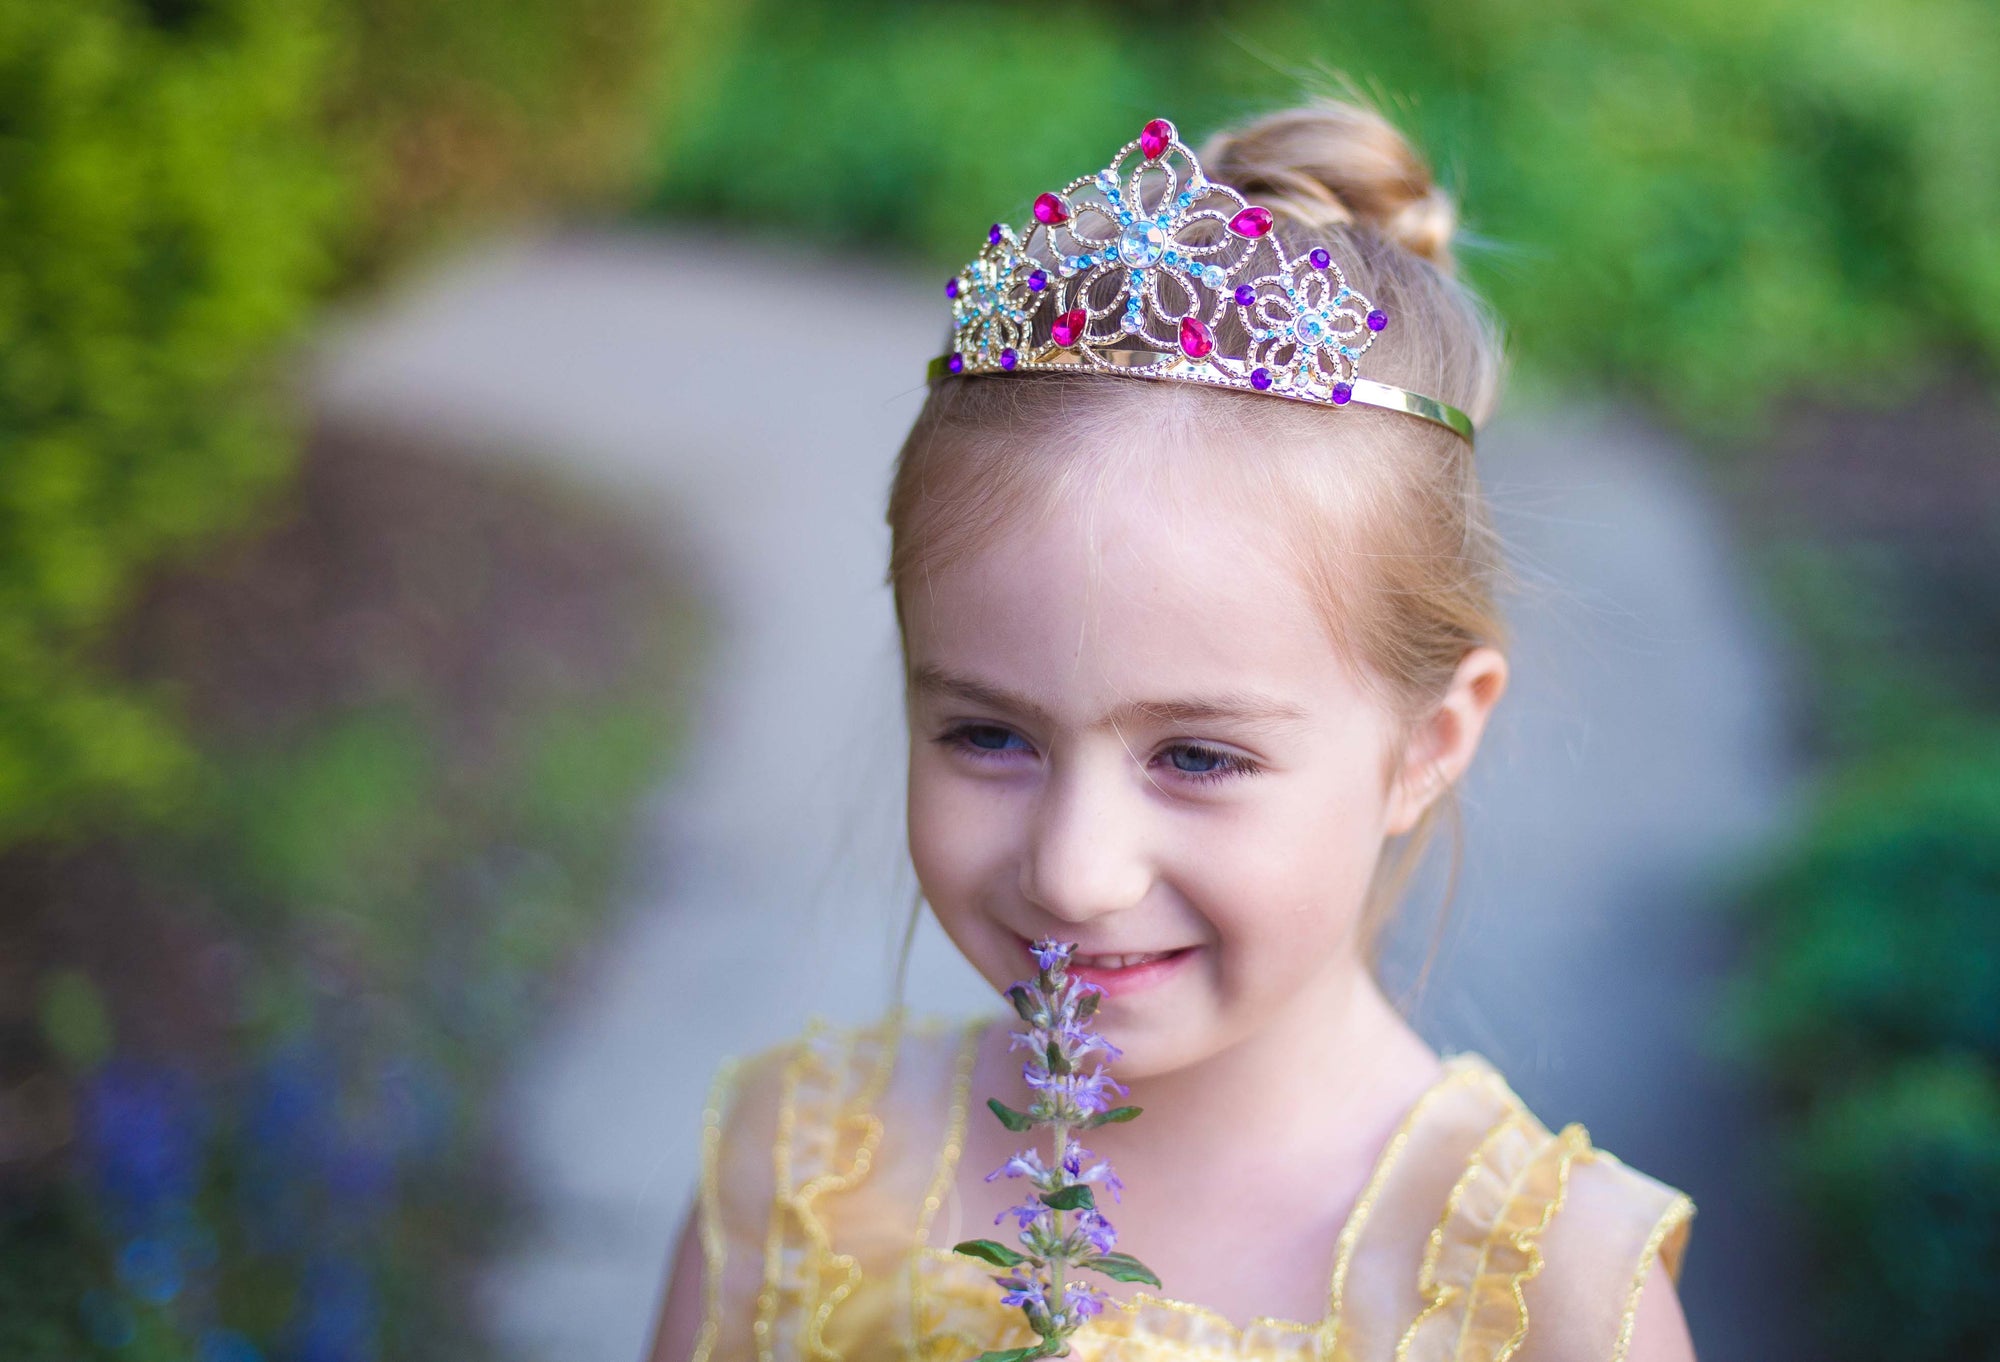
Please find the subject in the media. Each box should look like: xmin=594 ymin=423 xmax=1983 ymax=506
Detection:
xmin=1391 ymin=1113 xmax=1593 ymax=1362
xmin=694 ymin=1013 xmax=1695 ymax=1362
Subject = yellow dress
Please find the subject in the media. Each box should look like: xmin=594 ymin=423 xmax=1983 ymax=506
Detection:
xmin=689 ymin=1011 xmax=1694 ymax=1362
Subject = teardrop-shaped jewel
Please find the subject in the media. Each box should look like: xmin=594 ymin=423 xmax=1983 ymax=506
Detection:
xmin=1034 ymin=192 xmax=1071 ymax=226
xmin=1140 ymin=118 xmax=1175 ymax=160
xmin=1179 ymin=317 xmax=1215 ymax=359
xmin=1052 ymin=308 xmax=1088 ymax=348
xmin=1229 ymin=206 xmax=1274 ymax=239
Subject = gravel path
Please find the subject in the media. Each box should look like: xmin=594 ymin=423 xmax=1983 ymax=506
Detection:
xmin=313 ymin=226 xmax=1803 ymax=1362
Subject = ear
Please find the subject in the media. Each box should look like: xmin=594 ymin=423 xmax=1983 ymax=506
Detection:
xmin=1384 ymin=646 xmax=1509 ymax=837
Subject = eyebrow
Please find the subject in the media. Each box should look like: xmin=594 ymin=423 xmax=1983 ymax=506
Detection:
xmin=910 ymin=663 xmax=1312 ymax=734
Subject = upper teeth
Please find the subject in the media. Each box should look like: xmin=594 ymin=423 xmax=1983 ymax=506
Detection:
xmin=1075 ymin=951 xmax=1173 ymax=969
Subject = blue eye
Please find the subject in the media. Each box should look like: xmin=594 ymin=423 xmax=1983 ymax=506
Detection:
xmin=934 ymin=724 xmax=1258 ymax=785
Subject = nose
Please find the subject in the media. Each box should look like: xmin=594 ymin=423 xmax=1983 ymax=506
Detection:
xmin=1018 ymin=744 xmax=1153 ymax=925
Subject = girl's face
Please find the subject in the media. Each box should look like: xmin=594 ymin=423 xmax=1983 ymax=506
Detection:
xmin=903 ymin=452 xmax=1435 ymax=1078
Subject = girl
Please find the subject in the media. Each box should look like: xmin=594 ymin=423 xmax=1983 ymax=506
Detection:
xmin=647 ymin=94 xmax=1697 ymax=1362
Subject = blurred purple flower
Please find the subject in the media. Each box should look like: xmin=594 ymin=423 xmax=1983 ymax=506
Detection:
xmin=1030 ymin=939 xmax=1073 ymax=972
xmin=1075 ymin=1208 xmax=1118 ymax=1255
xmin=997 ymin=1273 xmax=1049 ymax=1311
xmin=1063 ymin=1280 xmax=1107 ymax=1320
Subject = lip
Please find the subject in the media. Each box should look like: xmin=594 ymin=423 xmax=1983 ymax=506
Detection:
xmin=1054 ymin=944 xmax=1200 ymax=998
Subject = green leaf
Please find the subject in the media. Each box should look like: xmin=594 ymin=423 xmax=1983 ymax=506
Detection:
xmin=1083 ymin=1251 xmax=1162 ymax=1287
xmin=952 ymin=1238 xmax=1027 ymax=1267
xmin=973 ymin=1348 xmax=1047 ymax=1362
xmin=1086 ymin=1105 xmax=1142 ymax=1127
xmin=1007 ymin=984 xmax=1039 ymax=1023
xmin=1040 ymin=1183 xmax=1095 ymax=1212
xmin=1045 ymin=1039 xmax=1070 ymax=1074
xmin=987 ymin=1097 xmax=1035 ymax=1132
xmin=1074 ymin=990 xmax=1101 ymax=1020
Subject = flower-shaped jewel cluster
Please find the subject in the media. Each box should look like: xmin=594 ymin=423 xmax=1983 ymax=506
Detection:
xmin=939 ymin=117 xmax=1393 ymax=408
xmin=952 ymin=939 xmax=1159 ymax=1361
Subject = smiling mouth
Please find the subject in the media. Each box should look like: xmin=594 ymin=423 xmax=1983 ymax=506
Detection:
xmin=1069 ymin=949 xmax=1183 ymax=969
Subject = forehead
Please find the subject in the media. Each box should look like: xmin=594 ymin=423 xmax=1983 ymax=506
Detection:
xmin=902 ymin=455 xmax=1368 ymax=723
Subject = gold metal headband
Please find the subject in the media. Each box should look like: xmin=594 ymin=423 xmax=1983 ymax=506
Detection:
xmin=927 ymin=116 xmax=1476 ymax=447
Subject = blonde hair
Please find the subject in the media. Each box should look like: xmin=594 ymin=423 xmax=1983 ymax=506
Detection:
xmin=884 ymin=90 xmax=1513 ymax=1006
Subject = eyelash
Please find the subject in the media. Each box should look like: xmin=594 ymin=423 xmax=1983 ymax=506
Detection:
xmin=933 ymin=723 xmax=1261 ymax=786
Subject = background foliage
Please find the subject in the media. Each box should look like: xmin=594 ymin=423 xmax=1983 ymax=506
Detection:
xmin=0 ymin=0 xmax=719 ymax=1357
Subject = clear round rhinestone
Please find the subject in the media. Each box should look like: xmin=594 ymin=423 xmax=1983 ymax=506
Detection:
xmin=1118 ymin=221 xmax=1167 ymax=268
xmin=1120 ymin=312 xmax=1144 ymax=333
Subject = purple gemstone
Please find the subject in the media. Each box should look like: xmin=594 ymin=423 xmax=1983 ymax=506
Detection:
xmin=1367 ymin=309 xmax=1389 ymax=332
xmin=946 ymin=277 xmax=960 ymax=299
xmin=947 ymin=353 xmax=964 ymax=374
xmin=1309 ymin=248 xmax=1331 ymax=270
xmin=1027 ymin=269 xmax=1048 ymax=293
xmin=1331 ymin=381 xmax=1353 ymax=404
xmin=989 ymin=223 xmax=1004 ymax=246
xmin=1000 ymin=348 xmax=1018 ymax=370
xmin=1233 ymin=284 xmax=1256 ymax=307
xmin=1250 ymin=367 xmax=1272 ymax=391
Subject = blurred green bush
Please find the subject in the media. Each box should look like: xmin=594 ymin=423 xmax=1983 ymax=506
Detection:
xmin=0 ymin=0 xmax=345 ymax=846
xmin=0 ymin=0 xmax=726 ymax=1356
xmin=1719 ymin=727 xmax=2000 ymax=1358
xmin=648 ymin=0 xmax=2000 ymax=439
xmin=0 ymin=0 xmax=725 ymax=848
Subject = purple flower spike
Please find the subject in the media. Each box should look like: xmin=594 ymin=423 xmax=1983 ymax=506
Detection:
xmin=953 ymin=936 xmax=1160 ymax=1349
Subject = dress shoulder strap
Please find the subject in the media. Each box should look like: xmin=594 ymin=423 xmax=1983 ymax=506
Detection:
xmin=1378 ymin=1056 xmax=1695 ymax=1362
xmin=1510 ymin=1142 xmax=1695 ymax=1362
xmin=693 ymin=1011 xmax=981 ymax=1362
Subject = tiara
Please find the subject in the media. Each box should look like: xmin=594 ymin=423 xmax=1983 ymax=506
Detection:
xmin=924 ymin=117 xmax=1475 ymax=446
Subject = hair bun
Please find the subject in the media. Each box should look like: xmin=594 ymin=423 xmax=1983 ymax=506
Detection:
xmin=1197 ymin=95 xmax=1460 ymax=272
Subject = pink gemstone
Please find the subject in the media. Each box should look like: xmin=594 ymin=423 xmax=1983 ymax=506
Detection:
xmin=1179 ymin=317 xmax=1215 ymax=359
xmin=1052 ymin=308 xmax=1088 ymax=348
xmin=1033 ymin=192 xmax=1071 ymax=226
xmin=1229 ymin=206 xmax=1274 ymax=239
xmin=1140 ymin=118 xmax=1174 ymax=160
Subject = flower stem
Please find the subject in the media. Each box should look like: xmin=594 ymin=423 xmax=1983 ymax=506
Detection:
xmin=1048 ymin=1116 xmax=1069 ymax=1324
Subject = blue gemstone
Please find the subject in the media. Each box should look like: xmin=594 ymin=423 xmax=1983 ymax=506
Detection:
xmin=1331 ymin=381 xmax=1353 ymax=404
xmin=1234 ymin=284 xmax=1256 ymax=306
xmin=1027 ymin=269 xmax=1048 ymax=292
xmin=1309 ymin=248 xmax=1331 ymax=270
xmin=1367 ymin=309 xmax=1390 ymax=331
xmin=1251 ymin=367 xmax=1273 ymax=391
xmin=1000 ymin=348 xmax=1018 ymax=370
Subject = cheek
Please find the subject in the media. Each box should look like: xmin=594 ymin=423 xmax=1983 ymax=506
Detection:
xmin=1181 ymin=778 xmax=1386 ymax=979
xmin=906 ymin=747 xmax=1016 ymax=942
